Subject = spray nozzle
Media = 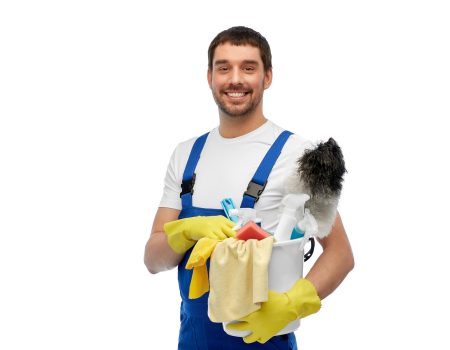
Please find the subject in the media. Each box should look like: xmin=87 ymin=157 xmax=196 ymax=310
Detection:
xmin=281 ymin=193 xmax=310 ymax=217
xmin=230 ymin=208 xmax=258 ymax=230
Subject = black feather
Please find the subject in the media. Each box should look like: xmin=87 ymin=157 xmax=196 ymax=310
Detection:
xmin=297 ymin=138 xmax=347 ymax=198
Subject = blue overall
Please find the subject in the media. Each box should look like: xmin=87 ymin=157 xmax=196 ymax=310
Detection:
xmin=177 ymin=130 xmax=298 ymax=350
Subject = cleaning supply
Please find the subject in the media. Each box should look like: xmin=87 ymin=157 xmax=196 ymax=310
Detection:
xmin=226 ymin=278 xmax=321 ymax=344
xmin=235 ymin=221 xmax=271 ymax=241
xmin=220 ymin=198 xmax=239 ymax=223
xmin=163 ymin=215 xmax=236 ymax=254
xmin=288 ymin=208 xmax=318 ymax=241
xmin=208 ymin=236 xmax=274 ymax=322
xmin=224 ymin=235 xmax=308 ymax=338
xmin=273 ymin=193 xmax=309 ymax=242
xmin=229 ymin=208 xmax=259 ymax=230
xmin=290 ymin=226 xmax=304 ymax=239
xmin=185 ymin=237 xmax=219 ymax=299
xmin=284 ymin=138 xmax=346 ymax=238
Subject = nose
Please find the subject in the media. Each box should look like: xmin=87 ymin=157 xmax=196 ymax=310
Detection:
xmin=230 ymin=67 xmax=243 ymax=85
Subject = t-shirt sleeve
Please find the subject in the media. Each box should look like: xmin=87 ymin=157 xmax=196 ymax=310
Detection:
xmin=275 ymin=133 xmax=315 ymax=196
xmin=158 ymin=147 xmax=183 ymax=210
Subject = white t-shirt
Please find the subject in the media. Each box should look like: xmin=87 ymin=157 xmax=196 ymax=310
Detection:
xmin=159 ymin=120 xmax=312 ymax=233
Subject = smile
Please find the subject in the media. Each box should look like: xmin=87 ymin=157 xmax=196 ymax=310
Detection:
xmin=225 ymin=92 xmax=249 ymax=98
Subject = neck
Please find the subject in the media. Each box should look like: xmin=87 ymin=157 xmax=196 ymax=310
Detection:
xmin=218 ymin=107 xmax=267 ymax=138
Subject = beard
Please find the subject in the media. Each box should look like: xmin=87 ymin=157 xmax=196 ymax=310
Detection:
xmin=211 ymin=84 xmax=263 ymax=118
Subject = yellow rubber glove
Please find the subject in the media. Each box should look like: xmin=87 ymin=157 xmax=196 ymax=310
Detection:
xmin=163 ymin=215 xmax=236 ymax=254
xmin=185 ymin=237 xmax=219 ymax=299
xmin=227 ymin=278 xmax=321 ymax=344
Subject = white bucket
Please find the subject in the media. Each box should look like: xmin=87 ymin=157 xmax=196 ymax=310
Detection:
xmin=223 ymin=237 xmax=306 ymax=337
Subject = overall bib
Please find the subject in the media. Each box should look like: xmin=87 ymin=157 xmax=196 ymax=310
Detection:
xmin=177 ymin=130 xmax=298 ymax=350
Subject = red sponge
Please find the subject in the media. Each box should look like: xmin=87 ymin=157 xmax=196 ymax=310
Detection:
xmin=236 ymin=221 xmax=271 ymax=241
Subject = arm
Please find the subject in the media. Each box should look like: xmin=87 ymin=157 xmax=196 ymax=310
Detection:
xmin=305 ymin=211 xmax=354 ymax=299
xmin=144 ymin=208 xmax=237 ymax=274
xmin=144 ymin=207 xmax=184 ymax=274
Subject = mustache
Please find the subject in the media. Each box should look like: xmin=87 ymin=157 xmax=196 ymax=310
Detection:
xmin=222 ymin=84 xmax=252 ymax=92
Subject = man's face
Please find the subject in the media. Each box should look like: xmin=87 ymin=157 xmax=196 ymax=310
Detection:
xmin=208 ymin=43 xmax=272 ymax=118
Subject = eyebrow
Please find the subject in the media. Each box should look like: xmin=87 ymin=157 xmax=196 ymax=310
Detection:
xmin=214 ymin=60 xmax=260 ymax=66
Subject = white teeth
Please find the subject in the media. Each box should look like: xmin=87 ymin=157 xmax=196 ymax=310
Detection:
xmin=227 ymin=92 xmax=245 ymax=97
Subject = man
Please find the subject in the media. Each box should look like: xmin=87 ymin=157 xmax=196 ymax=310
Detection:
xmin=144 ymin=26 xmax=354 ymax=349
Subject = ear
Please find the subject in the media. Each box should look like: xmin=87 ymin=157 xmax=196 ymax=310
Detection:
xmin=263 ymin=68 xmax=273 ymax=90
xmin=207 ymin=69 xmax=212 ymax=89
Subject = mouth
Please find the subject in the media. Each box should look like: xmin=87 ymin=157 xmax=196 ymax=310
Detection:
xmin=224 ymin=91 xmax=250 ymax=99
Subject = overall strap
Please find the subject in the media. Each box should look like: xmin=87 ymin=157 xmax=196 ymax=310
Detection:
xmin=180 ymin=132 xmax=209 ymax=208
xmin=240 ymin=130 xmax=293 ymax=208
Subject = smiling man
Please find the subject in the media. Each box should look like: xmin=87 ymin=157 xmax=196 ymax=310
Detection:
xmin=144 ymin=26 xmax=354 ymax=350
xmin=209 ymin=42 xmax=270 ymax=119
xmin=207 ymin=31 xmax=272 ymax=138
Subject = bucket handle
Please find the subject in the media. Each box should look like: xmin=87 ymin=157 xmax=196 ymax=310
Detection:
xmin=303 ymin=237 xmax=315 ymax=262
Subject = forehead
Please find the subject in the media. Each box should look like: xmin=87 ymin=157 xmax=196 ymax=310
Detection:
xmin=213 ymin=43 xmax=263 ymax=65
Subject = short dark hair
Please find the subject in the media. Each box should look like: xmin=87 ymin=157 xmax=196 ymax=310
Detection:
xmin=208 ymin=26 xmax=272 ymax=72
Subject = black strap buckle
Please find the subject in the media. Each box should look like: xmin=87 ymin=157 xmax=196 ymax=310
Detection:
xmin=244 ymin=180 xmax=267 ymax=203
xmin=180 ymin=173 xmax=196 ymax=197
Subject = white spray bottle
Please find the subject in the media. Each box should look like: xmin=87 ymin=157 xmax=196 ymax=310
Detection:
xmin=274 ymin=193 xmax=310 ymax=242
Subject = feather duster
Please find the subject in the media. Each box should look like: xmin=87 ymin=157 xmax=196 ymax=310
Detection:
xmin=285 ymin=138 xmax=347 ymax=238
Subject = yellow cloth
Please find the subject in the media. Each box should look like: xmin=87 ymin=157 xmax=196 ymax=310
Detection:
xmin=208 ymin=236 xmax=274 ymax=322
xmin=185 ymin=237 xmax=219 ymax=299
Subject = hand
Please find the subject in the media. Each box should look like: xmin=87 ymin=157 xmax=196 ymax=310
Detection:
xmin=227 ymin=278 xmax=321 ymax=344
xmin=163 ymin=215 xmax=236 ymax=254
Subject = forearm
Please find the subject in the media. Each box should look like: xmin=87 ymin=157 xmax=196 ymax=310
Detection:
xmin=305 ymin=243 xmax=354 ymax=299
xmin=305 ymin=212 xmax=354 ymax=299
xmin=144 ymin=231 xmax=184 ymax=274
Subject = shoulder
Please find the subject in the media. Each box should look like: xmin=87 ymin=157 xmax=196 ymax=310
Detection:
xmin=169 ymin=131 xmax=212 ymax=164
xmin=268 ymin=121 xmax=314 ymax=155
xmin=285 ymin=133 xmax=314 ymax=154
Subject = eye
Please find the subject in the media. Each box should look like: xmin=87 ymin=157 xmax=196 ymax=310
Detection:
xmin=244 ymin=66 xmax=255 ymax=72
xmin=217 ymin=66 xmax=229 ymax=72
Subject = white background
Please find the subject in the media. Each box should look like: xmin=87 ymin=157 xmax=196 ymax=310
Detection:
xmin=1 ymin=0 xmax=449 ymax=349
